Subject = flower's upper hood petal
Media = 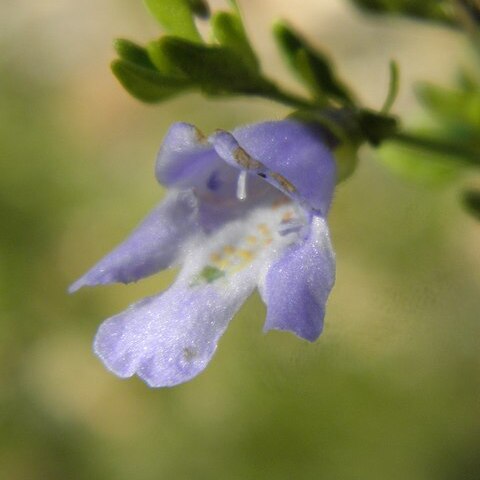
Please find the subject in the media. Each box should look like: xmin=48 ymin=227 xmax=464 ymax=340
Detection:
xmin=211 ymin=120 xmax=336 ymax=216
xmin=156 ymin=120 xmax=336 ymax=216
xmin=155 ymin=122 xmax=221 ymax=189
xmin=259 ymin=216 xmax=335 ymax=341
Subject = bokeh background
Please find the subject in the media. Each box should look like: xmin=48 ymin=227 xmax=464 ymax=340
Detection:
xmin=1 ymin=1 xmax=479 ymax=479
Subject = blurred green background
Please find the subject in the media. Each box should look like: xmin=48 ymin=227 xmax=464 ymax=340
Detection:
xmin=1 ymin=1 xmax=479 ymax=479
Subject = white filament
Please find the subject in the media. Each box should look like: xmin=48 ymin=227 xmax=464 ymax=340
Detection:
xmin=236 ymin=171 xmax=248 ymax=201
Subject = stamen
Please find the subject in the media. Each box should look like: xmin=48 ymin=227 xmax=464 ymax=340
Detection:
xmin=236 ymin=170 xmax=248 ymax=201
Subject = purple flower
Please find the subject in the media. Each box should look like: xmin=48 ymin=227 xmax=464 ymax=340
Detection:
xmin=70 ymin=119 xmax=336 ymax=387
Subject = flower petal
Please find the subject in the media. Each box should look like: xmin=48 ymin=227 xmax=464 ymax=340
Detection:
xmin=156 ymin=122 xmax=275 ymax=206
xmin=155 ymin=122 xmax=221 ymax=189
xmin=94 ymin=263 xmax=256 ymax=388
xmin=93 ymin=197 xmax=304 ymax=387
xmin=260 ymin=216 xmax=335 ymax=342
xmin=69 ymin=190 xmax=199 ymax=292
xmin=211 ymin=120 xmax=336 ymax=215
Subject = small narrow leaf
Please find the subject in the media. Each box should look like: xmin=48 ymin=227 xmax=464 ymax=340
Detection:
xmin=111 ymin=59 xmax=191 ymax=103
xmin=294 ymin=49 xmax=328 ymax=104
xmin=274 ymin=22 xmax=355 ymax=105
xmin=212 ymin=11 xmax=258 ymax=71
xmin=381 ymin=60 xmax=400 ymax=113
xmin=349 ymin=0 xmax=456 ymax=27
xmin=114 ymin=39 xmax=156 ymax=70
xmin=147 ymin=38 xmax=187 ymax=77
xmin=160 ymin=36 xmax=266 ymax=93
xmin=305 ymin=51 xmax=354 ymax=105
xmin=144 ymin=0 xmax=202 ymax=42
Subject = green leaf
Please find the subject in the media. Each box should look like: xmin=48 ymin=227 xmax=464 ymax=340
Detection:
xmin=160 ymin=36 xmax=267 ymax=94
xmin=349 ymin=0 xmax=456 ymax=27
xmin=114 ymin=39 xmax=156 ymax=70
xmin=212 ymin=11 xmax=258 ymax=71
xmin=381 ymin=60 xmax=400 ymax=113
xmin=147 ymin=38 xmax=188 ymax=77
xmin=462 ymin=189 xmax=480 ymax=221
xmin=144 ymin=0 xmax=202 ymax=42
xmin=273 ymin=22 xmax=355 ymax=106
xmin=111 ymin=59 xmax=191 ymax=103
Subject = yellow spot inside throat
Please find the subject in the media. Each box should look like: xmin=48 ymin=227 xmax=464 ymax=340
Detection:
xmin=194 ymin=200 xmax=303 ymax=285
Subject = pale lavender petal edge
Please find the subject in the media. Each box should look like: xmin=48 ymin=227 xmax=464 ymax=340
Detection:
xmin=69 ymin=190 xmax=199 ymax=292
xmin=93 ymin=273 xmax=256 ymax=387
xmin=260 ymin=216 xmax=335 ymax=342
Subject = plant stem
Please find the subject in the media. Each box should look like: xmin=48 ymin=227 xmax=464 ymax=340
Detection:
xmin=260 ymin=81 xmax=315 ymax=110
xmin=389 ymin=131 xmax=480 ymax=167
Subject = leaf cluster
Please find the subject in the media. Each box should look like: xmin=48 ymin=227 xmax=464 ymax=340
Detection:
xmin=111 ymin=0 xmax=371 ymax=113
xmin=112 ymin=0 xmax=270 ymax=103
xmin=350 ymin=0 xmax=480 ymax=220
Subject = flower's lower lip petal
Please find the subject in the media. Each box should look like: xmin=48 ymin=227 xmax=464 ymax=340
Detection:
xmin=93 ymin=273 xmax=257 ymax=387
xmin=92 ymin=196 xmax=304 ymax=387
xmin=69 ymin=190 xmax=199 ymax=292
xmin=260 ymin=216 xmax=335 ymax=342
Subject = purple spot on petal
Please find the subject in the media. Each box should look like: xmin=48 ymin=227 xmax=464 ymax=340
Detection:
xmin=207 ymin=171 xmax=222 ymax=191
